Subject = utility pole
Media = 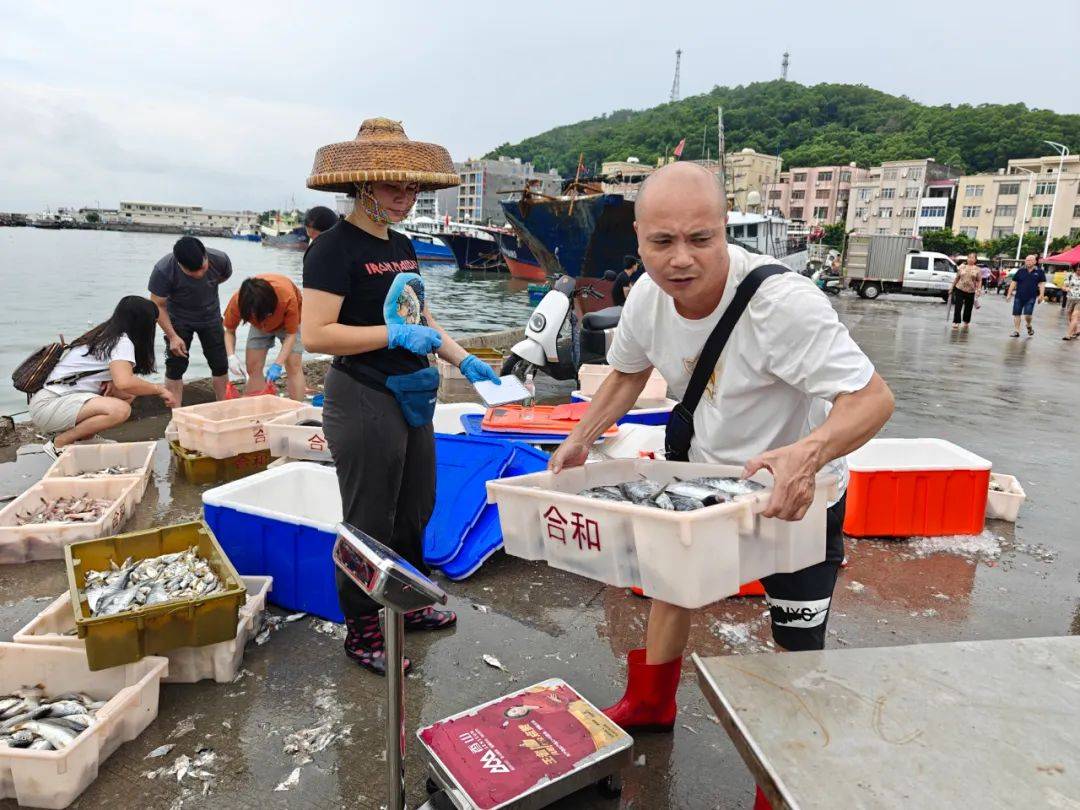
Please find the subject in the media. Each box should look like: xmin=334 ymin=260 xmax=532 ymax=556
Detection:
xmin=1042 ymin=140 xmax=1070 ymax=257
xmin=670 ymin=49 xmax=682 ymax=103
xmin=718 ymin=107 xmax=727 ymax=202
xmin=781 ymin=51 xmax=789 ymax=81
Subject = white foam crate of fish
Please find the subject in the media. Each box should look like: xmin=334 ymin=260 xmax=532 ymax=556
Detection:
xmin=171 ymin=395 xmax=304 ymax=459
xmin=13 ymin=576 xmax=272 ymax=684
xmin=265 ymin=405 xmax=330 ymax=462
xmin=0 ymin=478 xmax=141 ymax=566
xmin=487 ymin=459 xmax=838 ymax=609
xmin=577 ymin=364 xmax=668 ymax=399
xmin=986 ymin=472 xmax=1026 ymax=523
xmin=0 ymin=643 xmax=168 ymax=809
xmin=43 ymin=441 xmax=156 ymax=499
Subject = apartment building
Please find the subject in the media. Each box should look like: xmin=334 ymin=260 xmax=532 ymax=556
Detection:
xmin=725 ymin=148 xmax=782 ymax=213
xmin=845 ymin=159 xmax=961 ymax=236
xmin=768 ymin=164 xmax=869 ymax=225
xmin=414 ymin=181 xmax=461 ymax=221
xmin=952 ymin=154 xmax=1080 ymax=243
xmin=456 ymin=157 xmax=562 ymax=225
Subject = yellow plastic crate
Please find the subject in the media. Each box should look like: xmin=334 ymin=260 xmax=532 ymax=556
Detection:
xmin=64 ymin=521 xmax=246 ymax=671
xmin=169 ymin=440 xmax=271 ymax=485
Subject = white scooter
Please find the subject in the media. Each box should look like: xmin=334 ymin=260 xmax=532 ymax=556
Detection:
xmin=502 ymin=274 xmax=621 ymax=386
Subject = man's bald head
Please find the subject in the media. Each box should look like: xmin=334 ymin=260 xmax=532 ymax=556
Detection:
xmin=633 ymin=161 xmax=731 ymax=318
xmin=635 ymin=161 xmax=727 ymax=220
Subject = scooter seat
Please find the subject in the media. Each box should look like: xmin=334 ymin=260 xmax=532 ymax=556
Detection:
xmin=582 ymin=306 xmax=622 ymax=332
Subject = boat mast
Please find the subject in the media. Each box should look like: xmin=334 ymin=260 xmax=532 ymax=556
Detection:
xmin=717 ymin=107 xmax=727 ymax=204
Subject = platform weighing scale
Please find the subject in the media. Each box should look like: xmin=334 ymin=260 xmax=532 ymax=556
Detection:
xmin=333 ymin=523 xmax=633 ymax=810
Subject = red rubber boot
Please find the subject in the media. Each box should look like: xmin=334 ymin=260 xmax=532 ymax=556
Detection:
xmin=602 ymin=648 xmax=681 ymax=732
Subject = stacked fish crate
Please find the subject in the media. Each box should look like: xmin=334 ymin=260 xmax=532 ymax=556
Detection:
xmin=0 ymin=442 xmax=155 ymax=564
xmin=168 ymin=395 xmax=303 ymax=484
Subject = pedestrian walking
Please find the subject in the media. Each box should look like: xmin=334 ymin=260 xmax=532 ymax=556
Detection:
xmin=950 ymin=252 xmax=982 ymax=329
xmin=1006 ymin=254 xmax=1046 ymax=337
xmin=148 ymin=236 xmax=233 ymax=404
xmin=1063 ymin=266 xmax=1080 ymax=340
xmin=301 ymin=118 xmax=500 ymax=676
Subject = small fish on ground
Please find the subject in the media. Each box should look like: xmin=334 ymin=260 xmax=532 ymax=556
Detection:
xmin=145 ymin=743 xmax=175 ymax=759
xmin=482 ymin=654 xmax=508 ymax=672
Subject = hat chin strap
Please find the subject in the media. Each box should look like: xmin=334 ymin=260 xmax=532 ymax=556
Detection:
xmin=356 ymin=182 xmax=395 ymax=225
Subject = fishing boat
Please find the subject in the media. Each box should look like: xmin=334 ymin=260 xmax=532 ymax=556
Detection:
xmin=232 ymin=226 xmax=261 ymax=242
xmin=435 ymin=222 xmax=504 ymax=272
xmin=261 ymin=226 xmax=308 ymax=250
xmin=496 ymin=229 xmax=545 ymax=281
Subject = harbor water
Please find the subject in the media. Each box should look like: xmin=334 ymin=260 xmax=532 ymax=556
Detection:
xmin=0 ymin=228 xmax=536 ymax=417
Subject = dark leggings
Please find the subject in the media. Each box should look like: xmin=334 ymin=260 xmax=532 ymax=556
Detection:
xmin=760 ymin=496 xmax=845 ymax=651
xmin=322 ymin=366 xmax=435 ymax=619
xmin=952 ymin=290 xmax=976 ymax=324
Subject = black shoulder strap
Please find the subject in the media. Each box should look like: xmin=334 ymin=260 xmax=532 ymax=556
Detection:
xmin=680 ymin=263 xmax=789 ymax=416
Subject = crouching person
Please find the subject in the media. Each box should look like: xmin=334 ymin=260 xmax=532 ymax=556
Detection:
xmin=30 ymin=296 xmax=177 ymax=457
xmin=223 ymin=274 xmax=305 ymax=401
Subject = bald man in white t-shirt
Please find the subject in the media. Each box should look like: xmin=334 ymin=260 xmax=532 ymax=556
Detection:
xmin=550 ymin=162 xmax=894 ymax=746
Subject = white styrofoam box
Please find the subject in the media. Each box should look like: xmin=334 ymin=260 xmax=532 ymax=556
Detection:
xmin=172 ymin=395 xmax=303 ymax=459
xmin=593 ymin=424 xmax=667 ymax=460
xmin=577 ymin=364 xmax=667 ymax=399
xmin=487 ymin=459 xmax=837 ymax=609
xmin=847 ymin=438 xmax=991 ymax=472
xmin=0 ymin=478 xmax=141 ymax=565
xmin=986 ymin=473 xmax=1026 ymax=522
xmin=434 ymin=403 xmax=485 ymax=435
xmin=13 ymin=576 xmax=272 ymax=684
xmin=0 ymin=643 xmax=168 ymax=809
xmin=266 ymin=405 xmax=330 ymax=462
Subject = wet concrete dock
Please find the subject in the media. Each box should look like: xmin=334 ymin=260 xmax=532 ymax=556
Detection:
xmin=0 ymin=291 xmax=1076 ymax=809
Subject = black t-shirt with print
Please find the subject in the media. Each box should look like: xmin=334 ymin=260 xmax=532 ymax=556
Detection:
xmin=303 ymin=219 xmax=427 ymax=386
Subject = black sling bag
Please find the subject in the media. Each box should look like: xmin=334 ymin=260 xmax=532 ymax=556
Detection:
xmin=664 ymin=264 xmax=789 ymax=461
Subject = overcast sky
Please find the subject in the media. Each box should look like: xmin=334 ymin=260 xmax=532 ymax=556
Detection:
xmin=2 ymin=0 xmax=1077 ymax=213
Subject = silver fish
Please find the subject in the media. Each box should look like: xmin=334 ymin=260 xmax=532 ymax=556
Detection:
xmin=38 ymin=700 xmax=89 ymax=718
xmin=619 ymin=479 xmax=666 ymax=504
xmin=13 ymin=720 xmax=78 ymax=749
xmin=579 ymin=486 xmax=626 ymax=501
xmin=28 ymin=739 xmax=54 ymax=750
xmin=649 ymin=491 xmax=675 ymax=511
xmin=687 ymin=476 xmax=766 ymax=496
xmin=8 ymin=730 xmax=34 ymax=748
xmin=665 ymin=481 xmax=728 ymax=504
xmin=669 ymin=494 xmax=705 ymax=512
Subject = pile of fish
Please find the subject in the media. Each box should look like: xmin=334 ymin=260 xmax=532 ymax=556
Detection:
xmin=0 ymin=686 xmax=104 ymax=751
xmin=15 ymin=495 xmax=112 ymax=525
xmin=579 ymin=476 xmax=765 ymax=512
xmin=296 ymin=419 xmax=323 ymax=428
xmin=73 ymin=465 xmax=138 ymax=479
xmin=81 ymin=547 xmax=224 ymax=617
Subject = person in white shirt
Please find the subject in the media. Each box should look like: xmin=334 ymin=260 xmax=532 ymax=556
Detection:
xmin=29 ymin=296 xmax=178 ymax=457
xmin=549 ymin=163 xmax=894 ymax=747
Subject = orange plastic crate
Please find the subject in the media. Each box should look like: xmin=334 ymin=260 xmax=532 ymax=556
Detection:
xmin=844 ymin=439 xmax=991 ymax=537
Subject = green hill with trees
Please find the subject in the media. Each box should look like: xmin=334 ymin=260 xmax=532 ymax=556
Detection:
xmin=487 ymin=81 xmax=1080 ymax=178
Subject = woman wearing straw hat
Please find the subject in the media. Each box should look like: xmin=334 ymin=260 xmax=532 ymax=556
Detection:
xmin=302 ymin=118 xmax=500 ymax=675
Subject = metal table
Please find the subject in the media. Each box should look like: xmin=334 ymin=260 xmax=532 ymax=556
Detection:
xmin=692 ymin=636 xmax=1080 ymax=809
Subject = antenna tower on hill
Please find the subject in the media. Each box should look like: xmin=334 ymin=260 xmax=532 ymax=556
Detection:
xmin=670 ymin=49 xmax=682 ymax=103
xmin=781 ymin=51 xmax=790 ymax=80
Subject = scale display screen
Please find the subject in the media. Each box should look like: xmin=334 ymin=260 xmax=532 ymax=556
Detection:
xmin=333 ymin=522 xmax=447 ymax=611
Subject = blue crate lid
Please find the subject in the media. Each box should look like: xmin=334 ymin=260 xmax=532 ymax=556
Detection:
xmin=422 ymin=435 xmax=515 ymax=566
xmin=440 ymin=443 xmax=550 ymax=581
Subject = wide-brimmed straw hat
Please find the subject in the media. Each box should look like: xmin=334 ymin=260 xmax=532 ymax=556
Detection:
xmin=307 ymin=118 xmax=459 ymax=192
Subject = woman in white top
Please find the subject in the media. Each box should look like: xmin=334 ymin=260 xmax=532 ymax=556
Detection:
xmin=29 ymin=296 xmax=178 ymax=456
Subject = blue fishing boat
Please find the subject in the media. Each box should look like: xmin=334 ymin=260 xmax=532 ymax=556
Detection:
xmin=402 ymin=229 xmax=456 ymax=263
xmin=500 ymin=192 xmax=636 ymax=280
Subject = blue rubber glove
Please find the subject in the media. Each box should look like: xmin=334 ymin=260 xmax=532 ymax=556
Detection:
xmin=265 ymin=363 xmax=283 ymax=382
xmin=386 ymin=323 xmax=442 ymax=355
xmin=460 ymin=355 xmax=501 ymax=385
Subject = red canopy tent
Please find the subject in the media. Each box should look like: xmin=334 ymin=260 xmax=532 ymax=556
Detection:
xmin=1043 ymin=244 xmax=1080 ymax=267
